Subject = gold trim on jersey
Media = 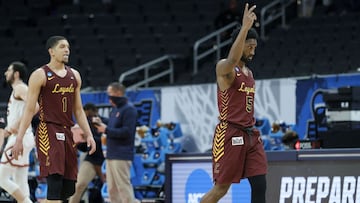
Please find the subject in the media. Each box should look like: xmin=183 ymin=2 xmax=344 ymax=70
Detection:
xmin=218 ymin=90 xmax=229 ymax=120
xmin=38 ymin=97 xmax=50 ymax=162
xmin=213 ymin=90 xmax=229 ymax=162
xmin=38 ymin=121 xmax=50 ymax=159
xmin=213 ymin=121 xmax=227 ymax=162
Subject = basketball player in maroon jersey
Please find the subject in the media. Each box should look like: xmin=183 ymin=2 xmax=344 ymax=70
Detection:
xmin=12 ymin=36 xmax=96 ymax=203
xmin=201 ymin=4 xmax=267 ymax=203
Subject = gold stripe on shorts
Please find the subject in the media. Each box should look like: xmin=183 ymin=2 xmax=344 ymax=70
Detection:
xmin=38 ymin=121 xmax=50 ymax=156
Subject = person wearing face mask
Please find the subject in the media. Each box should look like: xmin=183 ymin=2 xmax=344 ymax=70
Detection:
xmin=93 ymin=82 xmax=139 ymax=203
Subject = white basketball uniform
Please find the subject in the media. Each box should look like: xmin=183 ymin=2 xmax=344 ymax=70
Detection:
xmin=0 ymin=91 xmax=35 ymax=196
xmin=1 ymin=91 xmax=35 ymax=166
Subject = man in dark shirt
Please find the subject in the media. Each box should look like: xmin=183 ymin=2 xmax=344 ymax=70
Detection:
xmin=94 ymin=82 xmax=139 ymax=203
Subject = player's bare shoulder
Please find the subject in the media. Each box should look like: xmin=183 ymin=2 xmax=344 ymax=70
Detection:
xmin=70 ymin=68 xmax=81 ymax=78
xmin=216 ymin=59 xmax=236 ymax=90
xmin=31 ymin=67 xmax=46 ymax=77
xmin=216 ymin=59 xmax=235 ymax=77
xmin=29 ymin=68 xmax=47 ymax=86
xmin=70 ymin=67 xmax=82 ymax=87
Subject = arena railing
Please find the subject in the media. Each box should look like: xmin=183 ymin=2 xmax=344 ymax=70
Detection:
xmin=119 ymin=54 xmax=175 ymax=89
xmin=193 ymin=21 xmax=238 ymax=75
xmin=193 ymin=0 xmax=296 ymax=75
xmin=260 ymin=0 xmax=296 ymax=40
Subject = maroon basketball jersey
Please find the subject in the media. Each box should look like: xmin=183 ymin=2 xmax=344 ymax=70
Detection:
xmin=38 ymin=65 xmax=77 ymax=127
xmin=217 ymin=66 xmax=255 ymax=127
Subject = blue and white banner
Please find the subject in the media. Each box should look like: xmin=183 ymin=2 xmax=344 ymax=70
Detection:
xmin=81 ymin=89 xmax=161 ymax=127
xmin=172 ymin=162 xmax=251 ymax=203
xmin=161 ymin=79 xmax=296 ymax=152
xmin=78 ymin=72 xmax=360 ymax=148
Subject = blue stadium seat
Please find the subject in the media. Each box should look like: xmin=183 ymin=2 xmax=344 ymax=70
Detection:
xmin=35 ymin=183 xmax=47 ymax=200
xmin=101 ymin=183 xmax=110 ymax=203
xmin=141 ymin=128 xmax=169 ymax=150
xmin=167 ymin=123 xmax=183 ymax=139
xmin=164 ymin=142 xmax=182 ymax=154
xmin=255 ymin=118 xmax=271 ymax=136
xmin=141 ymin=150 xmax=165 ymax=166
xmin=269 ymin=131 xmax=285 ymax=151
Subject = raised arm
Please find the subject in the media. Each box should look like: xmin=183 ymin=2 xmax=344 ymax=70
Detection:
xmin=216 ymin=3 xmax=257 ymax=91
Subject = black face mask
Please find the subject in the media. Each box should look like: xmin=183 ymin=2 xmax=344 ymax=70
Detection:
xmin=109 ymin=96 xmax=127 ymax=107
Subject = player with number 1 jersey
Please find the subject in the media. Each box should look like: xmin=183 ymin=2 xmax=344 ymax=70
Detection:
xmin=36 ymin=65 xmax=78 ymax=180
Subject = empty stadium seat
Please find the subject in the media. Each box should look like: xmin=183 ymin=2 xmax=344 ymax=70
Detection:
xmin=0 ymin=0 xmax=360 ymax=101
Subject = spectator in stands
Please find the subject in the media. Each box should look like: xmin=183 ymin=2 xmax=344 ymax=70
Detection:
xmin=93 ymin=82 xmax=139 ymax=203
xmin=0 ymin=61 xmax=35 ymax=203
xmin=324 ymin=0 xmax=360 ymax=14
xmin=282 ymin=130 xmax=299 ymax=150
xmin=69 ymin=103 xmax=105 ymax=203
xmin=214 ymin=0 xmax=242 ymax=40
xmin=201 ymin=4 xmax=267 ymax=203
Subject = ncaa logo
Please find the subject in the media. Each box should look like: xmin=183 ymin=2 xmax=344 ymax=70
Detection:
xmin=231 ymin=179 xmax=251 ymax=203
xmin=185 ymin=169 xmax=212 ymax=203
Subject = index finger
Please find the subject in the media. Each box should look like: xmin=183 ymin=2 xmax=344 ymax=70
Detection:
xmin=248 ymin=5 xmax=257 ymax=13
xmin=244 ymin=3 xmax=249 ymax=14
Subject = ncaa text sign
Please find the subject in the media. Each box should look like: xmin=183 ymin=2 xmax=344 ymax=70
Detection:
xmin=267 ymin=160 xmax=360 ymax=203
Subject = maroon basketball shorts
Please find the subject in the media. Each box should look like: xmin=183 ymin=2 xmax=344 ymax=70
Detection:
xmin=36 ymin=122 xmax=78 ymax=180
xmin=212 ymin=122 xmax=268 ymax=184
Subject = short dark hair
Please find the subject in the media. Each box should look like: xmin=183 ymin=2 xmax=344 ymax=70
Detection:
xmin=45 ymin=36 xmax=67 ymax=50
xmin=10 ymin=61 xmax=27 ymax=81
xmin=108 ymin=82 xmax=126 ymax=94
xmin=83 ymin=103 xmax=98 ymax=112
xmin=231 ymin=25 xmax=259 ymax=43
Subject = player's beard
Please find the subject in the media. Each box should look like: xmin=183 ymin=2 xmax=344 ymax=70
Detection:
xmin=241 ymin=55 xmax=253 ymax=64
xmin=6 ymin=73 xmax=15 ymax=86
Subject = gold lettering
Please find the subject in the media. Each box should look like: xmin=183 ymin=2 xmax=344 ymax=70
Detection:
xmin=237 ymin=82 xmax=255 ymax=95
xmin=246 ymin=96 xmax=253 ymax=112
xmin=52 ymin=83 xmax=75 ymax=95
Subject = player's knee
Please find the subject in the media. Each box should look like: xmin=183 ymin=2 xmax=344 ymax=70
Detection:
xmin=214 ymin=184 xmax=230 ymax=198
xmin=249 ymin=175 xmax=266 ymax=203
xmin=0 ymin=166 xmax=18 ymax=194
xmin=249 ymin=174 xmax=266 ymax=193
xmin=47 ymin=174 xmax=63 ymax=200
xmin=75 ymin=180 xmax=88 ymax=192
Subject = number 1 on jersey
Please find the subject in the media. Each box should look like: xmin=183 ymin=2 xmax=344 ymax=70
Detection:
xmin=62 ymin=97 xmax=67 ymax=112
